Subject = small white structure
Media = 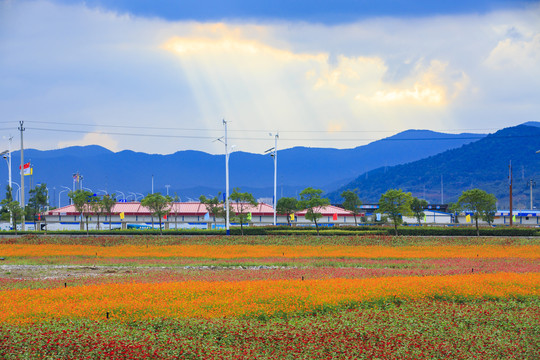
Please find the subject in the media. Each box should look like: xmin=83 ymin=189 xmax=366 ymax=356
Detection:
xmin=402 ymin=210 xmax=452 ymax=225
xmin=455 ymin=210 xmax=540 ymax=226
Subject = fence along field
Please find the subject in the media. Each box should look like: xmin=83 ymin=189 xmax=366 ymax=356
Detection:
xmin=0 ymin=234 xmax=539 ymax=359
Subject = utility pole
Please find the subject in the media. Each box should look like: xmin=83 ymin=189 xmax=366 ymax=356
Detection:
xmin=509 ymin=161 xmax=513 ymax=226
xmin=214 ymin=119 xmax=231 ymax=235
xmin=7 ymin=136 xmax=12 ymax=198
xmin=441 ymin=174 xmax=444 ymax=204
xmin=273 ymin=133 xmax=278 ymax=226
xmin=224 ymin=119 xmax=230 ymax=236
xmin=265 ymin=132 xmax=279 ymax=225
xmin=18 ymin=121 xmax=25 ymax=231
xmin=528 ymin=179 xmax=535 ymax=210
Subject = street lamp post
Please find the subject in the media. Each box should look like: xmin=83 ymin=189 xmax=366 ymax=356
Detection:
xmin=266 ymin=132 xmax=279 ymax=226
xmin=59 ymin=188 xmax=69 ymax=208
xmin=11 ymin=181 xmax=20 ymax=202
xmin=115 ymin=191 xmax=125 ymax=202
xmin=10 ymin=181 xmax=20 ymax=228
xmin=61 ymin=186 xmax=72 ymax=205
xmin=1 ymin=138 xmax=13 ymax=224
xmin=45 ymin=186 xmax=49 ymax=211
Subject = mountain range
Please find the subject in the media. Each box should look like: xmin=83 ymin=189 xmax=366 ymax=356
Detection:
xmin=0 ymin=129 xmax=484 ymax=207
xmin=328 ymin=123 xmax=540 ymax=209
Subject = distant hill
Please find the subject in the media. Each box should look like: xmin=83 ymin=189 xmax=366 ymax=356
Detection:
xmin=328 ymin=124 xmax=540 ymax=209
xmin=1 ymin=129 xmax=484 ymax=206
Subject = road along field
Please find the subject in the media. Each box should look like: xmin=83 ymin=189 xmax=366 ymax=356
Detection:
xmin=0 ymin=234 xmax=539 ymax=359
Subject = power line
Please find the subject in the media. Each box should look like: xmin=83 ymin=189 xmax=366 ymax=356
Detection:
xmin=25 ymin=127 xmax=217 ymax=140
xmin=16 ymin=120 xmax=499 ymax=134
xmin=25 ymin=126 xmax=533 ymax=142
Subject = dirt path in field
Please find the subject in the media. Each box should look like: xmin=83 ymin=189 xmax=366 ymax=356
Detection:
xmin=0 ymin=264 xmax=289 ymax=280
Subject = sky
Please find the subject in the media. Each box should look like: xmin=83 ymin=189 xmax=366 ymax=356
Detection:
xmin=0 ymin=0 xmax=539 ymax=155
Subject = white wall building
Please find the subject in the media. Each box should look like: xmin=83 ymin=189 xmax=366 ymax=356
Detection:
xmin=40 ymin=202 xmax=357 ymax=229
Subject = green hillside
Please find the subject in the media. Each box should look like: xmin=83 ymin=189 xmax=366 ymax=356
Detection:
xmin=329 ymin=124 xmax=540 ymax=209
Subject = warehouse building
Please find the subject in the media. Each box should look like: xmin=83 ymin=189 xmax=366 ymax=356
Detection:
xmin=41 ymin=202 xmax=357 ymax=230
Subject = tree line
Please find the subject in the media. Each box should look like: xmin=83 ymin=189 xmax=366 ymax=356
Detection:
xmin=0 ymin=184 xmax=49 ymax=234
xmin=0 ymin=183 xmax=497 ymax=236
xmin=376 ymin=188 xmax=496 ymax=236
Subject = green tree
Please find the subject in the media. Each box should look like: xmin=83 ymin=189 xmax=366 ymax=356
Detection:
xmin=100 ymin=194 xmax=116 ymax=230
xmin=276 ymin=197 xmax=298 ymax=226
xmin=484 ymin=205 xmax=497 ymax=226
xmin=0 ymin=199 xmax=23 ymax=233
xmin=68 ymin=189 xmax=93 ymax=234
xmin=28 ymin=184 xmax=49 ymax=230
xmin=298 ymin=187 xmax=330 ymax=235
xmin=229 ymin=188 xmax=257 ymax=235
xmin=447 ymin=202 xmax=462 ymax=224
xmin=4 ymin=185 xmax=13 ymax=203
xmin=200 ymin=193 xmax=226 ymax=228
xmin=378 ymin=189 xmax=413 ymax=236
xmin=410 ymin=197 xmax=428 ymax=225
xmin=458 ymin=188 xmax=497 ymax=236
xmin=171 ymin=193 xmax=180 ymax=228
xmin=341 ymin=189 xmax=362 ymax=225
xmin=90 ymin=195 xmax=104 ymax=230
xmin=141 ymin=193 xmax=172 ymax=235
xmin=0 ymin=185 xmax=13 ymax=222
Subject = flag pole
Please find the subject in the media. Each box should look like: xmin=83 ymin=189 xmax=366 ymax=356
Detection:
xmin=18 ymin=121 xmax=25 ymax=231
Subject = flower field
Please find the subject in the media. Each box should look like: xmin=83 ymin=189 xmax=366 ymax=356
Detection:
xmin=1 ymin=235 xmax=539 ymax=359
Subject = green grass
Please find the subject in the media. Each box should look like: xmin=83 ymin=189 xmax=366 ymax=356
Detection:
xmin=1 ymin=298 xmax=538 ymax=359
xmin=1 ymin=234 xmax=539 ymax=247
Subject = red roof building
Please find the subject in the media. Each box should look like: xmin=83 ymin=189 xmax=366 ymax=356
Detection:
xmin=42 ymin=202 xmax=356 ymax=229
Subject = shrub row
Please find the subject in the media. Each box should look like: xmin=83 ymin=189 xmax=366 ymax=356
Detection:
xmin=1 ymin=225 xmax=537 ymax=236
xmin=267 ymin=230 xmax=386 ymax=236
xmin=391 ymin=226 xmax=538 ymax=237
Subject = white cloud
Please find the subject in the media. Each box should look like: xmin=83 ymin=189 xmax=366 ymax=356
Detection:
xmin=0 ymin=1 xmax=539 ymax=154
xmin=485 ymin=33 xmax=540 ymax=70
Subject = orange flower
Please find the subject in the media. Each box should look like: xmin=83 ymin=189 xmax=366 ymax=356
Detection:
xmin=1 ymin=272 xmax=538 ymax=325
xmin=0 ymin=244 xmax=538 ymax=259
